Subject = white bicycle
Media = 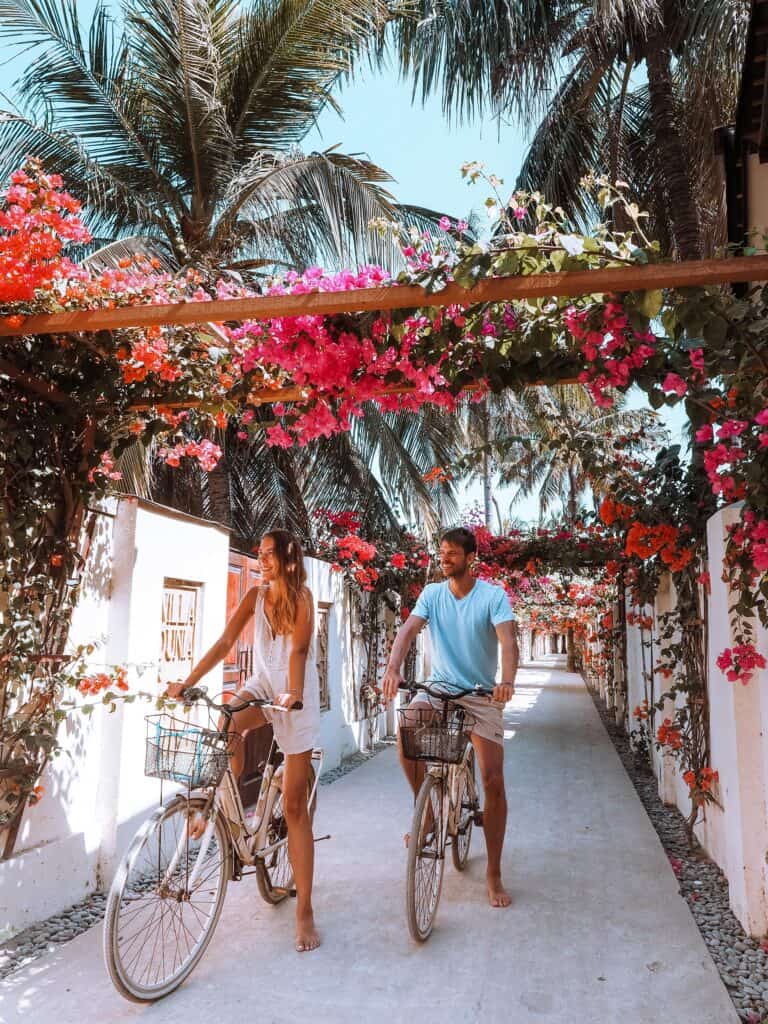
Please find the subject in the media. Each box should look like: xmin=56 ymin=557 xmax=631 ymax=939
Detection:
xmin=103 ymin=686 xmax=322 ymax=1002
xmin=398 ymin=680 xmax=484 ymax=942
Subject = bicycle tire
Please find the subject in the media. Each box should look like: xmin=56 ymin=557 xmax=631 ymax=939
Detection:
xmin=104 ymin=795 xmax=230 ymax=1003
xmin=406 ymin=774 xmax=447 ymax=942
xmin=255 ymin=764 xmax=316 ymax=906
xmin=451 ymin=748 xmax=476 ymax=872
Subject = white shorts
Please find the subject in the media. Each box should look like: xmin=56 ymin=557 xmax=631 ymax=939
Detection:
xmin=409 ymin=692 xmax=505 ymax=747
xmin=240 ymin=673 xmax=320 ymax=756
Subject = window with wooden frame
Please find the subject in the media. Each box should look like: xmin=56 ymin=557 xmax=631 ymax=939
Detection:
xmin=316 ymin=602 xmax=332 ymax=712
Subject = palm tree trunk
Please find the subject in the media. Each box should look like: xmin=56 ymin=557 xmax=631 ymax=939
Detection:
xmin=567 ymin=465 xmax=577 ymax=529
xmin=645 ymin=37 xmax=702 ymax=260
xmin=207 ymin=454 xmax=232 ymax=528
xmin=481 ymin=397 xmax=492 ymax=528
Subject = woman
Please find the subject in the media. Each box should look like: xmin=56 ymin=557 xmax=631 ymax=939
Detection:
xmin=165 ymin=529 xmax=321 ymax=953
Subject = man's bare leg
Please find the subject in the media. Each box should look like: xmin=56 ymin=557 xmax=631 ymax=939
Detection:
xmin=472 ymin=733 xmax=511 ymax=908
xmin=283 ymin=750 xmax=320 ymax=952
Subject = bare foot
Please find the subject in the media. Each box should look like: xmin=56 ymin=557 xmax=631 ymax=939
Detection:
xmin=187 ymin=812 xmax=207 ymax=840
xmin=295 ymin=912 xmax=321 ymax=953
xmin=487 ymin=876 xmax=512 ymax=908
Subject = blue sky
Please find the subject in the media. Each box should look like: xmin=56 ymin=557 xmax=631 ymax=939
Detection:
xmin=0 ymin=9 xmax=688 ymax=526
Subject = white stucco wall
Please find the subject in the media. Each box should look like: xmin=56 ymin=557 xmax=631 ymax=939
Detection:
xmin=623 ymin=507 xmax=768 ymax=937
xmin=1 ymin=499 xmax=394 ymax=937
xmin=747 ymin=154 xmax=768 ymax=240
xmin=0 ymin=498 xmax=230 ymax=936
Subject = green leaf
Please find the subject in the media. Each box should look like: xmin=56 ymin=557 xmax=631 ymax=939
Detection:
xmin=638 ymin=290 xmax=663 ymax=319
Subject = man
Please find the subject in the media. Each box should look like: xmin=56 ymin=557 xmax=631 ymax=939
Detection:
xmin=382 ymin=527 xmax=519 ymax=908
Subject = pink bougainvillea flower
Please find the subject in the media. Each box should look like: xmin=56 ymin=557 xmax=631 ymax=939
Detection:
xmin=661 ymin=372 xmax=687 ymax=397
xmin=265 ymin=424 xmax=293 ymax=449
xmin=695 ymin=424 xmax=714 ymax=443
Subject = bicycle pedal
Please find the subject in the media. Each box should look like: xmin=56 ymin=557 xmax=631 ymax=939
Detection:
xmin=473 ymin=811 xmax=484 ymax=826
xmin=314 ymin=833 xmax=331 ymax=843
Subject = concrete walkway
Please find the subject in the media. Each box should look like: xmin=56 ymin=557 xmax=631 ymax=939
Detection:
xmin=1 ymin=659 xmax=738 ymax=1024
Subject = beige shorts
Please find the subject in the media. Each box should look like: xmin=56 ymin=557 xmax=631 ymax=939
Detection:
xmin=240 ymin=674 xmax=320 ymax=756
xmin=409 ymin=692 xmax=505 ymax=747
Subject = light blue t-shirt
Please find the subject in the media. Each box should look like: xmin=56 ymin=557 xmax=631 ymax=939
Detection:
xmin=412 ymin=580 xmax=515 ymax=695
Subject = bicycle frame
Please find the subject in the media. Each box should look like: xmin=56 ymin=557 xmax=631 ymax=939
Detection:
xmin=425 ymin=741 xmax=475 ymax=856
xmin=160 ymin=741 xmax=323 ymax=888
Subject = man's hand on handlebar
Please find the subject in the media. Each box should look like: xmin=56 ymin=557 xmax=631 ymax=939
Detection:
xmin=382 ymin=666 xmax=404 ymax=704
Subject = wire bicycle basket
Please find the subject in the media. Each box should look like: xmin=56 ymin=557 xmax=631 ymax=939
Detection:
xmin=144 ymin=714 xmax=229 ymax=788
xmin=398 ymin=703 xmax=472 ymax=764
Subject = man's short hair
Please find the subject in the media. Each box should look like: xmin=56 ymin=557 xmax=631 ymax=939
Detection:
xmin=440 ymin=527 xmax=477 ymax=555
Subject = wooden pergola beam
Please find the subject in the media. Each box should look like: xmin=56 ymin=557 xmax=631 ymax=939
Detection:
xmin=1 ymin=255 xmax=767 ymax=338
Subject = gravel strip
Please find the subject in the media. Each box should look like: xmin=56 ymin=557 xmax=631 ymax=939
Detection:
xmin=0 ymin=737 xmax=395 ymax=982
xmin=587 ymin=681 xmax=768 ymax=1024
xmin=0 ymin=891 xmax=108 ymax=982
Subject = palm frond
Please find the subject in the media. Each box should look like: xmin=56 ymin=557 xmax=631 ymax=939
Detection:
xmin=126 ymin=0 xmax=236 ymax=216
xmin=514 ymin=59 xmax=613 ymax=231
xmin=227 ymin=0 xmax=388 ymax=152
xmin=214 ymin=147 xmax=398 ymax=266
xmin=0 ymin=0 xmax=177 ymax=210
xmin=0 ymin=109 xmax=169 ymax=236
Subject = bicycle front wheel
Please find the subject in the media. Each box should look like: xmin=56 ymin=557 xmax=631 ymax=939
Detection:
xmin=104 ymin=795 xmax=230 ymax=1002
xmin=406 ymin=774 xmax=447 ymax=942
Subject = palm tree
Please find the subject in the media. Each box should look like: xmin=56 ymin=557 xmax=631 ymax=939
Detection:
xmin=1 ymin=0 xmax=464 ymax=538
xmin=488 ymin=385 xmax=664 ymax=528
xmin=0 ymin=0 xmax=449 ymax=272
xmin=461 ymin=392 xmax=522 ymax=530
xmin=389 ymin=0 xmax=750 ymax=258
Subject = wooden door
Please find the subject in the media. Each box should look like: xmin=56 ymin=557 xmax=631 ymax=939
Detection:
xmin=225 ymin=551 xmax=272 ymax=808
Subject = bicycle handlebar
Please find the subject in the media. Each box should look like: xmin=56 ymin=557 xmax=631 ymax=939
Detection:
xmin=179 ymin=685 xmax=303 ymax=715
xmin=398 ymin=679 xmax=492 ymax=701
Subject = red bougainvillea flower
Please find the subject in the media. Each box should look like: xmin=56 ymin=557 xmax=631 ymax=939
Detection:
xmin=598 ymin=496 xmax=632 ymax=526
xmin=657 ymin=718 xmax=683 ymax=750
xmin=716 ymin=644 xmax=767 ymax=685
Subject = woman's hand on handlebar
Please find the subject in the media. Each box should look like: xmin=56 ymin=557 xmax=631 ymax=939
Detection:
xmin=274 ymin=691 xmax=303 ymax=710
xmin=164 ymin=679 xmax=192 ymax=700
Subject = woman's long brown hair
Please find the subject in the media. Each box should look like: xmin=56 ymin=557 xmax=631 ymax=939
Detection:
xmin=262 ymin=530 xmax=307 ymax=635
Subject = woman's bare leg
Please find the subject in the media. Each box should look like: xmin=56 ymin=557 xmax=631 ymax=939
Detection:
xmin=282 ymin=750 xmax=319 ymax=952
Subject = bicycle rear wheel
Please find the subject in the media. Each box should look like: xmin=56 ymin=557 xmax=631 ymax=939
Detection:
xmin=104 ymin=795 xmax=230 ymax=1002
xmin=256 ymin=764 xmax=316 ymax=905
xmin=452 ymin=748 xmax=477 ymax=872
xmin=405 ymin=774 xmax=447 ymax=942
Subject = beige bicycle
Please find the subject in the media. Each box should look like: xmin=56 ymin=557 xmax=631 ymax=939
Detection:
xmin=398 ymin=680 xmax=484 ymax=942
xmin=103 ymin=686 xmax=322 ymax=1002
